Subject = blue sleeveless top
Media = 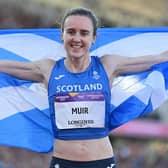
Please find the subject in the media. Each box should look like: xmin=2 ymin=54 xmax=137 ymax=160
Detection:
xmin=48 ymin=56 xmax=111 ymax=140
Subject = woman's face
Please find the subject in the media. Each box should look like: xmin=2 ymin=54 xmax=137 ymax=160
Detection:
xmin=62 ymin=15 xmax=96 ymax=59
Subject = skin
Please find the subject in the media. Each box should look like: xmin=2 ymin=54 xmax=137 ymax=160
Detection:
xmin=0 ymin=15 xmax=168 ymax=161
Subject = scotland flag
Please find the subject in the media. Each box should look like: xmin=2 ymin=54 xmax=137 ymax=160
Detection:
xmin=0 ymin=28 xmax=168 ymax=153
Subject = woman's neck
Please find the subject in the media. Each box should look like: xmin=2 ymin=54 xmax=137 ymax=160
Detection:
xmin=65 ymin=56 xmax=91 ymax=73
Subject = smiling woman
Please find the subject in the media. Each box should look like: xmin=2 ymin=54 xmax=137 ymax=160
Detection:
xmin=62 ymin=15 xmax=96 ymax=67
xmin=1 ymin=7 xmax=168 ymax=168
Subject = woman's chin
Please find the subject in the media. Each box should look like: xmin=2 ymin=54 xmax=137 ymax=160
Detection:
xmin=68 ymin=54 xmax=85 ymax=59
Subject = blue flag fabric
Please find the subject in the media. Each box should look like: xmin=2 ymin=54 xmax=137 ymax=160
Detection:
xmin=0 ymin=28 xmax=168 ymax=152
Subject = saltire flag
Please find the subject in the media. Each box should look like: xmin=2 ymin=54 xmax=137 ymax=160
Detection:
xmin=0 ymin=27 xmax=168 ymax=153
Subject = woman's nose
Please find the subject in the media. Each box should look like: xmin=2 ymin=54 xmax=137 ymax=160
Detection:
xmin=72 ymin=33 xmax=81 ymax=42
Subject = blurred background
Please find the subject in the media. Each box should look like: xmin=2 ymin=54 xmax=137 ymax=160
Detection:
xmin=0 ymin=0 xmax=168 ymax=167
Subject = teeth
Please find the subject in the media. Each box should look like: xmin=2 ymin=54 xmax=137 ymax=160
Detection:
xmin=72 ymin=45 xmax=81 ymax=48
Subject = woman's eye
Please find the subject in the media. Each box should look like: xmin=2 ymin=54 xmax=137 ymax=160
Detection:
xmin=81 ymin=31 xmax=89 ymax=36
xmin=67 ymin=30 xmax=75 ymax=35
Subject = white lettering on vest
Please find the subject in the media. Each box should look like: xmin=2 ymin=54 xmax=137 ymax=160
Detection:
xmin=56 ymin=83 xmax=103 ymax=93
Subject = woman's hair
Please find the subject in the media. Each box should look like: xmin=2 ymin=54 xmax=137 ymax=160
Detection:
xmin=61 ymin=7 xmax=98 ymax=36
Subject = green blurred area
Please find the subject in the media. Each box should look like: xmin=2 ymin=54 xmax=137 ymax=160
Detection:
xmin=0 ymin=0 xmax=168 ymax=28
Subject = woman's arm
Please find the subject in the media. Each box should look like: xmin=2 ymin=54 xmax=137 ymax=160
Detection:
xmin=101 ymin=51 xmax=168 ymax=79
xmin=0 ymin=59 xmax=55 ymax=84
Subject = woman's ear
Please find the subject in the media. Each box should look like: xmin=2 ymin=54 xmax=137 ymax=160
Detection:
xmin=61 ymin=33 xmax=64 ymax=42
xmin=92 ymin=34 xmax=97 ymax=44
